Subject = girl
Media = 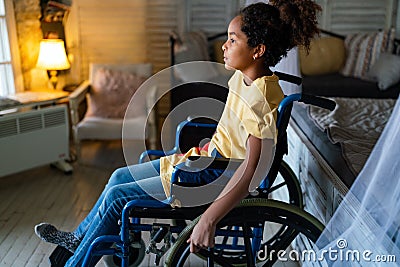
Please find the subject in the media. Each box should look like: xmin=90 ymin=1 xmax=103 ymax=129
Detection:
xmin=35 ymin=0 xmax=321 ymax=265
xmin=187 ymin=0 xmax=321 ymax=252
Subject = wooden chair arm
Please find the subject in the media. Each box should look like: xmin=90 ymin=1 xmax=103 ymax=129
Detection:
xmin=68 ymin=80 xmax=90 ymax=127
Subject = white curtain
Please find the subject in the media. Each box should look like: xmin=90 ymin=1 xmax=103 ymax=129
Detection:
xmin=306 ymin=96 xmax=400 ymax=266
xmin=245 ymin=0 xmax=302 ymax=95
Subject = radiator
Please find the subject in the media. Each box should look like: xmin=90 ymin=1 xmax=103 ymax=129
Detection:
xmin=0 ymin=104 xmax=69 ymax=177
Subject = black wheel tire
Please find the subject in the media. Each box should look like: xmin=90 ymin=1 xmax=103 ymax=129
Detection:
xmin=103 ymin=239 xmax=146 ymax=267
xmin=165 ymin=199 xmax=324 ymax=267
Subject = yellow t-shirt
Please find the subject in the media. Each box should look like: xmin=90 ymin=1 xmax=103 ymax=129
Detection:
xmin=159 ymin=70 xmax=284 ymax=197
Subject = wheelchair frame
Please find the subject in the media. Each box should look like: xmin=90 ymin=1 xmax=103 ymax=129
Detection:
xmin=47 ymin=71 xmax=332 ymax=267
xmin=75 ymin=90 xmax=335 ymax=267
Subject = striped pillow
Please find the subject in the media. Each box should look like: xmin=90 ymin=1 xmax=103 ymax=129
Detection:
xmin=340 ymin=29 xmax=395 ymax=79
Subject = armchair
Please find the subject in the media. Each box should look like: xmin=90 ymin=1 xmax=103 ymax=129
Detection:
xmin=68 ymin=63 xmax=156 ymax=161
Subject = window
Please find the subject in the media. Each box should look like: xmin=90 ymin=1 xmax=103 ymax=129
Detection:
xmin=316 ymin=0 xmax=397 ymax=34
xmin=0 ymin=0 xmax=15 ymax=96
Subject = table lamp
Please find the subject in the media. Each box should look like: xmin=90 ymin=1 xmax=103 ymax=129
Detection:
xmin=36 ymin=39 xmax=70 ymax=89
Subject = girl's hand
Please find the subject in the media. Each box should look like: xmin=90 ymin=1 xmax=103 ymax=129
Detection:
xmin=187 ymin=218 xmax=216 ymax=253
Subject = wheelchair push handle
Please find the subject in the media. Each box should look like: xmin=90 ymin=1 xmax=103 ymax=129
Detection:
xmin=300 ymin=94 xmax=336 ymax=111
xmin=274 ymin=71 xmax=302 ymax=85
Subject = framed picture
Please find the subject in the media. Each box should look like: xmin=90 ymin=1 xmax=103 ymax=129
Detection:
xmin=40 ymin=0 xmax=71 ymax=39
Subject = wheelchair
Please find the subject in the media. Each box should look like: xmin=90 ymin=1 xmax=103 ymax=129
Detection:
xmin=49 ymin=74 xmax=335 ymax=267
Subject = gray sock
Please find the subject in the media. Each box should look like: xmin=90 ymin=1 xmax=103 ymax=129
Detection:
xmin=34 ymin=223 xmax=81 ymax=253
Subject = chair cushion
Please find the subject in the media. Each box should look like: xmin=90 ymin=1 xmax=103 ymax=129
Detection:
xmin=77 ymin=116 xmax=147 ymax=140
xmin=86 ymin=67 xmax=147 ymax=119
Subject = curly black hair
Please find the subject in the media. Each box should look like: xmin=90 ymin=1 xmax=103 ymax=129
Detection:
xmin=239 ymin=0 xmax=321 ymax=68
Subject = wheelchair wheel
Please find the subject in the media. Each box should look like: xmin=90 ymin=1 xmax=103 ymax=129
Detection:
xmin=268 ymin=160 xmax=302 ymax=207
xmin=165 ymin=199 xmax=324 ymax=267
xmin=103 ymin=239 xmax=146 ymax=267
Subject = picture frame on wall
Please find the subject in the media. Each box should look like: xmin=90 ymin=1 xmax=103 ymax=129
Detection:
xmin=40 ymin=0 xmax=71 ymax=40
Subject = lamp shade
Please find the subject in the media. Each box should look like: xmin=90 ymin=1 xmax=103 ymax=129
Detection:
xmin=36 ymin=39 xmax=70 ymax=70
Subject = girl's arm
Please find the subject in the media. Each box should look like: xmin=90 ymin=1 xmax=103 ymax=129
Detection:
xmin=187 ymin=134 xmax=275 ymax=252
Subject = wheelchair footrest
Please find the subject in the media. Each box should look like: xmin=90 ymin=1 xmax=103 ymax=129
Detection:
xmin=49 ymin=245 xmax=73 ymax=267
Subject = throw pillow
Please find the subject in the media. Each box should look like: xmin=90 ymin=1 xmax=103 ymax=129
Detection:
xmin=299 ymin=36 xmax=346 ymax=75
xmin=340 ymin=29 xmax=395 ymax=79
xmin=86 ymin=68 xmax=147 ymax=119
xmin=367 ymin=52 xmax=400 ymax=90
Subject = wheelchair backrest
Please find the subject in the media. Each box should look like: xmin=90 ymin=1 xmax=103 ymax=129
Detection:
xmin=170 ymin=82 xmax=228 ymax=153
xmin=262 ymin=98 xmax=293 ymax=189
xmin=173 ymin=73 xmax=301 ymax=187
xmin=172 ymin=73 xmax=301 ymax=153
xmin=177 ymin=117 xmax=218 ymax=153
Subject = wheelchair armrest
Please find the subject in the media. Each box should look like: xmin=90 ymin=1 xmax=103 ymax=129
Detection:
xmin=169 ymin=157 xmax=243 ymax=206
xmin=185 ymin=156 xmax=243 ymax=170
xmin=170 ymin=156 xmax=242 ymax=186
xmin=138 ymin=148 xmax=179 ymax=163
xmin=173 ymin=181 xmax=207 ymax=187
xmin=185 ymin=116 xmax=218 ymax=125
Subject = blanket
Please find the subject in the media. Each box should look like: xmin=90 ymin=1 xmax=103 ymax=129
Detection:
xmin=308 ymin=97 xmax=396 ymax=175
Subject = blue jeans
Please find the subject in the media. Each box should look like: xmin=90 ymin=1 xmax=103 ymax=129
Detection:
xmin=66 ymin=159 xmax=165 ymax=267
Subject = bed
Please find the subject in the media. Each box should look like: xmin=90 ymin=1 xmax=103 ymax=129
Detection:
xmin=287 ymin=96 xmax=398 ymax=266
xmin=288 ymin=30 xmax=400 ymax=259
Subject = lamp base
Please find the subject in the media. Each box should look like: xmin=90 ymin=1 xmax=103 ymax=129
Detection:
xmin=48 ymin=70 xmax=59 ymax=90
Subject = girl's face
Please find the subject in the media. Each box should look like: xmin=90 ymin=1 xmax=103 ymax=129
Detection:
xmin=222 ymin=16 xmax=255 ymax=72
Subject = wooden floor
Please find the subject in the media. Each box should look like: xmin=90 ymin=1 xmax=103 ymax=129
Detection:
xmin=0 ymin=141 xmax=299 ymax=267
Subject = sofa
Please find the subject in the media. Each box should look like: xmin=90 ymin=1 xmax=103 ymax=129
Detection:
xmin=299 ymin=29 xmax=400 ymax=99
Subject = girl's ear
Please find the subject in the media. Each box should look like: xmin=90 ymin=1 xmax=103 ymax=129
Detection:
xmin=254 ymin=44 xmax=266 ymax=59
